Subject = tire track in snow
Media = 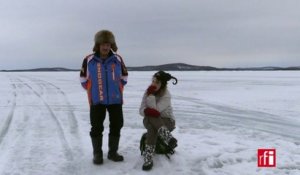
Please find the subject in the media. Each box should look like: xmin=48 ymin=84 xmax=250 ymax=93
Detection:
xmin=0 ymin=82 xmax=16 ymax=145
xmin=174 ymin=95 xmax=300 ymax=140
xmin=12 ymin=77 xmax=74 ymax=161
xmin=17 ymin=76 xmax=85 ymax=174
xmin=21 ymin=76 xmax=85 ymax=160
xmin=21 ymin=76 xmax=79 ymax=137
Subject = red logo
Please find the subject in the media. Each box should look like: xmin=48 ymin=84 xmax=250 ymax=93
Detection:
xmin=257 ymin=149 xmax=276 ymax=167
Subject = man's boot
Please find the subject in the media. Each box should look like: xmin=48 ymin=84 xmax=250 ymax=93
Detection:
xmin=107 ymin=135 xmax=124 ymax=162
xmin=158 ymin=126 xmax=178 ymax=149
xmin=91 ymin=135 xmax=103 ymax=164
xmin=142 ymin=144 xmax=155 ymax=171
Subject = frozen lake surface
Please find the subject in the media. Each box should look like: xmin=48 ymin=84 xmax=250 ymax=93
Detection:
xmin=0 ymin=71 xmax=299 ymax=175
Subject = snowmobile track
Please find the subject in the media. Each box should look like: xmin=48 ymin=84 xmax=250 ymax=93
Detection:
xmin=11 ymin=77 xmax=74 ymax=160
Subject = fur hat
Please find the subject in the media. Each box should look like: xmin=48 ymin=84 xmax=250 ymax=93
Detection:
xmin=154 ymin=71 xmax=178 ymax=86
xmin=94 ymin=30 xmax=118 ymax=52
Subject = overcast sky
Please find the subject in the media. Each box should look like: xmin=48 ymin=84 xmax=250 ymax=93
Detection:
xmin=0 ymin=0 xmax=300 ymax=69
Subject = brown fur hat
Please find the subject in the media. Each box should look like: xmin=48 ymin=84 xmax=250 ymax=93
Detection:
xmin=94 ymin=30 xmax=118 ymax=52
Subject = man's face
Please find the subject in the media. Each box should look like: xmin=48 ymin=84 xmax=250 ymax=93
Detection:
xmin=99 ymin=43 xmax=111 ymax=57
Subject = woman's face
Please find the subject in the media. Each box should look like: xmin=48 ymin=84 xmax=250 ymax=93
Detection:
xmin=151 ymin=77 xmax=161 ymax=90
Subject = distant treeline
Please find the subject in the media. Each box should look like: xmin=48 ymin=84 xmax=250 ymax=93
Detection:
xmin=1 ymin=63 xmax=300 ymax=72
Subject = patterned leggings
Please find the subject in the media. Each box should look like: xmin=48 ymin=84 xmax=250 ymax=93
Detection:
xmin=143 ymin=117 xmax=175 ymax=145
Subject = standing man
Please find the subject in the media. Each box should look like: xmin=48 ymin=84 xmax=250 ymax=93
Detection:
xmin=80 ymin=30 xmax=128 ymax=165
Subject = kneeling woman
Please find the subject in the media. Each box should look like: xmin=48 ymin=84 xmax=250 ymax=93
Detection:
xmin=139 ymin=71 xmax=178 ymax=171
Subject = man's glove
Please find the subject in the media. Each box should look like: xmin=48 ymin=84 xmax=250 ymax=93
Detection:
xmin=147 ymin=85 xmax=157 ymax=95
xmin=144 ymin=108 xmax=160 ymax=117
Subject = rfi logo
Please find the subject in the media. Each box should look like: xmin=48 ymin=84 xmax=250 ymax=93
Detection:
xmin=257 ymin=149 xmax=276 ymax=167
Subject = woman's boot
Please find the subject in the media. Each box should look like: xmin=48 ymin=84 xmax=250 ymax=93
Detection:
xmin=142 ymin=144 xmax=155 ymax=171
xmin=158 ymin=126 xmax=177 ymax=149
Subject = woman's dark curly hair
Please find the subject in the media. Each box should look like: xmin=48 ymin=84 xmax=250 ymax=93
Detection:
xmin=153 ymin=71 xmax=178 ymax=91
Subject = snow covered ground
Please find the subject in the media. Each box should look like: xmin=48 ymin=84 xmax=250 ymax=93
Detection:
xmin=0 ymin=71 xmax=299 ymax=175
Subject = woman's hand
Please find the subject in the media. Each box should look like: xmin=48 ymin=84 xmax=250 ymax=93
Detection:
xmin=144 ymin=107 xmax=160 ymax=117
xmin=147 ymin=85 xmax=157 ymax=95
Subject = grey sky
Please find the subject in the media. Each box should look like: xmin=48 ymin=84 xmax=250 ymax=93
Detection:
xmin=0 ymin=0 xmax=300 ymax=69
